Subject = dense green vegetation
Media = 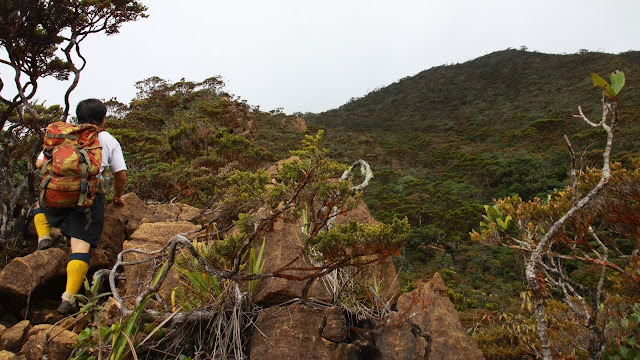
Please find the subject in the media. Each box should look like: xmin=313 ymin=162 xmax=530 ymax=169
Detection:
xmin=306 ymin=49 xmax=640 ymax=309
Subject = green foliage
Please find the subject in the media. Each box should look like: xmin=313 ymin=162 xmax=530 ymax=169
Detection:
xmin=308 ymin=217 xmax=410 ymax=263
xmin=479 ymin=204 xmax=515 ymax=232
xmin=605 ymin=304 xmax=640 ymax=360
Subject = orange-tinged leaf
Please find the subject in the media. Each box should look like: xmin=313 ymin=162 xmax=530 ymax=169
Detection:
xmin=591 ymin=73 xmax=617 ymax=99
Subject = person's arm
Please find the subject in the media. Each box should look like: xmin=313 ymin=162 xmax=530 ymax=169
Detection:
xmin=112 ymin=170 xmax=127 ymax=206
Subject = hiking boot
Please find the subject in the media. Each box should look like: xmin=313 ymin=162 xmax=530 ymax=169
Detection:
xmin=57 ymin=300 xmax=78 ymax=315
xmin=37 ymin=236 xmax=52 ymax=251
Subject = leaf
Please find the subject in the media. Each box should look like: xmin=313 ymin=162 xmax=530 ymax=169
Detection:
xmin=620 ymin=346 xmax=630 ymax=359
xmin=591 ymin=73 xmax=617 ymax=99
xmin=486 ymin=206 xmax=499 ymax=221
xmin=628 ymin=313 xmax=640 ymax=323
xmin=497 ymin=218 xmax=508 ymax=230
xmin=610 ymin=70 xmax=625 ymax=96
xmin=625 ymin=348 xmax=637 ymax=360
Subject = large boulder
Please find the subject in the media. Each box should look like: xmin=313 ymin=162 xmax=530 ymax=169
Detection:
xmin=374 ymin=274 xmax=485 ymax=360
xmin=122 ymin=221 xmax=201 ymax=305
xmin=250 ymin=305 xmax=344 ymax=360
xmin=251 ymin=217 xmax=332 ymax=306
xmin=0 ymin=246 xmax=111 ymax=310
xmin=0 ymin=249 xmax=66 ymax=306
xmin=98 ymin=193 xmax=154 ymax=264
xmin=252 ymin=200 xmax=400 ymax=307
xmin=19 ymin=324 xmax=77 ymax=360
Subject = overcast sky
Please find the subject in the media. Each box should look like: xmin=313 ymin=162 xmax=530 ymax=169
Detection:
xmin=29 ymin=0 xmax=640 ymax=114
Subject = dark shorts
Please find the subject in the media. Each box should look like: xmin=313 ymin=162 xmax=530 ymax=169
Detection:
xmin=43 ymin=194 xmax=105 ymax=247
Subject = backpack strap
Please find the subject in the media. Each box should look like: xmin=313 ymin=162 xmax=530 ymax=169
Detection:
xmin=39 ymin=158 xmax=54 ymax=209
xmin=76 ymin=147 xmax=91 ymax=207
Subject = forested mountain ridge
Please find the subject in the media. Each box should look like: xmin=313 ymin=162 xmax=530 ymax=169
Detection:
xmin=304 ymin=49 xmax=640 ymax=242
xmin=309 ymin=49 xmax=639 ymax=134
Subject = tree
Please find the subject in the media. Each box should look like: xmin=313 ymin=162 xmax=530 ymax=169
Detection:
xmin=472 ymin=71 xmax=636 ymax=359
xmin=0 ymin=0 xmax=147 ymax=242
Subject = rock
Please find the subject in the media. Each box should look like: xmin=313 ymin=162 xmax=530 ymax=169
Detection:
xmin=266 ymin=156 xmax=300 ymax=177
xmin=0 ymin=249 xmax=66 ymax=304
xmin=249 ymin=304 xmax=344 ymax=360
xmin=322 ymin=307 xmax=346 ymax=341
xmin=221 ymin=101 xmax=258 ymax=140
xmin=374 ymin=274 xmax=485 ymax=360
xmin=0 ymin=324 xmax=5 ymax=339
xmin=146 ymin=203 xmax=202 ymax=223
xmin=98 ymin=193 xmax=154 ymax=264
xmin=0 ymin=350 xmax=19 ymax=359
xmin=123 ymin=221 xmax=200 ymax=306
xmin=251 ymin=217 xmax=332 ymax=306
xmin=0 ymin=320 xmax=31 ymax=353
xmin=129 ymin=221 xmax=200 ymax=245
xmin=292 ymin=117 xmax=307 ymax=132
xmin=279 ymin=117 xmax=307 ymax=132
xmin=19 ymin=324 xmax=77 ymax=360
xmin=101 ymin=297 xmax=122 ymax=326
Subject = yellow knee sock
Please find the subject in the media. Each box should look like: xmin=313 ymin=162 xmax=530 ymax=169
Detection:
xmin=34 ymin=212 xmax=51 ymax=241
xmin=64 ymin=254 xmax=90 ymax=303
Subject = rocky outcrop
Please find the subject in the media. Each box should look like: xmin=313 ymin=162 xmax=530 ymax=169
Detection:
xmin=280 ymin=117 xmax=308 ymax=132
xmin=0 ymin=249 xmax=66 ymax=304
xmin=249 ymin=274 xmax=483 ymax=360
xmin=123 ymin=221 xmax=200 ymax=304
xmin=374 ymin=274 xmax=485 ymax=360
xmin=98 ymin=193 xmax=155 ymax=263
xmin=250 ymin=305 xmax=345 ymax=360
xmin=220 ymin=100 xmax=258 ymax=140
xmin=252 ymin=217 xmax=333 ymax=306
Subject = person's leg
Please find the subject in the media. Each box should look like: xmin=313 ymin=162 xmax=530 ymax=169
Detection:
xmin=58 ymin=195 xmax=104 ymax=314
xmin=58 ymin=237 xmax=91 ymax=314
xmin=33 ymin=207 xmax=52 ymax=250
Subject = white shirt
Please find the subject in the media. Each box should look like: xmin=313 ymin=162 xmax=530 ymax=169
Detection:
xmin=38 ymin=130 xmax=127 ymax=174
xmin=97 ymin=131 xmax=127 ymax=174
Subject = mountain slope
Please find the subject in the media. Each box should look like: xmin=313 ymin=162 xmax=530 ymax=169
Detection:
xmin=304 ymin=50 xmax=640 ymax=299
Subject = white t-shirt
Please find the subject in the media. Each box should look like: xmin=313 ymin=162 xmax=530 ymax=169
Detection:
xmin=97 ymin=131 xmax=127 ymax=174
xmin=38 ymin=130 xmax=127 ymax=174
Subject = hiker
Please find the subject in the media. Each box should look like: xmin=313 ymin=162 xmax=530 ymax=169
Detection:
xmin=33 ymin=98 xmax=127 ymax=314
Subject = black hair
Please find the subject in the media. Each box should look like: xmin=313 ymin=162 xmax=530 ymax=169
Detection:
xmin=76 ymin=98 xmax=106 ymax=126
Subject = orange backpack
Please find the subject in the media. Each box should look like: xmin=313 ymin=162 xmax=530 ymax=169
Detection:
xmin=39 ymin=122 xmax=103 ymax=209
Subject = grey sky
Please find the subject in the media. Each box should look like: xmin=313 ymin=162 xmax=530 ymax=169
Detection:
xmin=30 ymin=0 xmax=640 ymax=114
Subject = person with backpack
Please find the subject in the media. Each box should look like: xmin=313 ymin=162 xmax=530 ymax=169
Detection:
xmin=33 ymin=98 xmax=127 ymax=314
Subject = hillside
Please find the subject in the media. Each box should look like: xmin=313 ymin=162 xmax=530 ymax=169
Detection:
xmin=301 ymin=49 xmax=640 ymax=308
xmin=306 ymin=49 xmax=640 ymax=234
